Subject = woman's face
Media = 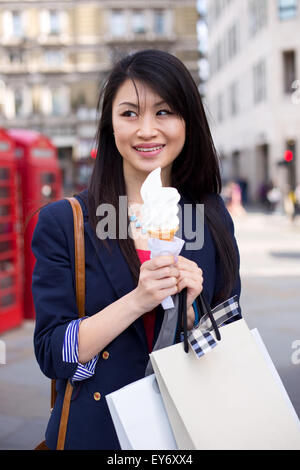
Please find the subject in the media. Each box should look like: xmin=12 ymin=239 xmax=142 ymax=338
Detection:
xmin=112 ymin=79 xmax=186 ymax=184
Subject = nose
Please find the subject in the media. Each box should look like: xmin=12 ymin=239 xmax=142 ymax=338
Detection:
xmin=136 ymin=114 xmax=158 ymax=139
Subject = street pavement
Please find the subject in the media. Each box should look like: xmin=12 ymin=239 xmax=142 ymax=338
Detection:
xmin=0 ymin=207 xmax=299 ymax=450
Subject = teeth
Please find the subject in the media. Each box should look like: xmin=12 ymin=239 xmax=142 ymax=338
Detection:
xmin=135 ymin=145 xmax=164 ymax=152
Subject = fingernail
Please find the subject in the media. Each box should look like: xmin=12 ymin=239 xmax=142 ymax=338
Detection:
xmin=174 ymin=256 xmax=178 ymax=263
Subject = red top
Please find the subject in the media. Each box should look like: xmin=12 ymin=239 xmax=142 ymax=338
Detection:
xmin=136 ymin=249 xmax=156 ymax=353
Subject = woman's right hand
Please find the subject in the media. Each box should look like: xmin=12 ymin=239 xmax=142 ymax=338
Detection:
xmin=133 ymin=255 xmax=180 ymax=314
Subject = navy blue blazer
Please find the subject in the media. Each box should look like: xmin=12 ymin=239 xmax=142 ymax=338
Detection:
xmin=32 ymin=190 xmax=241 ymax=450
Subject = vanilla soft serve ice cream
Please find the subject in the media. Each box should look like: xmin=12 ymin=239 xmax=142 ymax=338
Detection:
xmin=141 ymin=167 xmax=185 ymax=309
xmin=140 ymin=167 xmax=180 ymax=239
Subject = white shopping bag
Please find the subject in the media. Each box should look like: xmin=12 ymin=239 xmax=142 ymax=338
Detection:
xmin=251 ymin=328 xmax=300 ymax=427
xmin=105 ymin=374 xmax=177 ymax=450
xmin=150 ymin=319 xmax=300 ymax=450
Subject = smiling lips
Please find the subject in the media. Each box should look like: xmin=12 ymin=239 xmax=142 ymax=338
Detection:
xmin=133 ymin=143 xmax=165 ymax=156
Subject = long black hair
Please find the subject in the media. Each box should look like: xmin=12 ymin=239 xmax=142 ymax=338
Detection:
xmin=84 ymin=49 xmax=238 ymax=305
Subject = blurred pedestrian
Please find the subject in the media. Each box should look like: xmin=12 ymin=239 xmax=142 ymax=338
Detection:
xmin=284 ymin=188 xmax=297 ymax=222
xmin=295 ymin=184 xmax=300 ymax=216
xmin=225 ymin=181 xmax=246 ymax=218
xmin=266 ymin=185 xmax=281 ymax=212
xmin=258 ymin=181 xmax=270 ymax=207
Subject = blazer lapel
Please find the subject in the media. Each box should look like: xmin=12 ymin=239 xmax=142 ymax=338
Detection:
xmin=84 ymin=220 xmax=149 ymax=351
xmin=76 ymin=190 xmax=136 ymax=300
xmin=84 ymin=222 xmax=135 ymax=298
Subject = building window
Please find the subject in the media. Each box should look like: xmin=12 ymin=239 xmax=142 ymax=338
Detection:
xmin=44 ymin=49 xmax=64 ymax=67
xmin=8 ymin=50 xmax=24 ymax=64
xmin=215 ymin=0 xmax=222 ymax=20
xmin=249 ymin=0 xmax=268 ymax=36
xmin=13 ymin=88 xmax=31 ymax=117
xmin=232 ymin=151 xmax=240 ymax=180
xmin=39 ymin=10 xmax=64 ymax=36
xmin=217 ymin=92 xmax=224 ymax=123
xmin=278 ymin=0 xmax=298 ymax=20
xmin=199 ymin=58 xmax=209 ymax=82
xmin=153 ymin=10 xmax=165 ymax=35
xmin=110 ymin=10 xmax=126 ymax=37
xmin=14 ymin=89 xmax=23 ymax=116
xmin=49 ymin=10 xmax=61 ymax=35
xmin=52 ymin=91 xmax=61 ymax=115
xmin=132 ymin=10 xmax=146 ymax=34
xmin=216 ymin=42 xmax=223 ymax=71
xmin=208 ymin=0 xmax=232 ymax=28
xmin=283 ymin=50 xmax=296 ymax=93
xmin=0 ymin=81 xmax=5 ymax=116
xmin=227 ymin=23 xmax=238 ymax=60
xmin=208 ymin=21 xmax=239 ymax=75
xmin=51 ymin=88 xmax=70 ymax=116
xmin=197 ymin=0 xmax=207 ymax=16
xmin=12 ymin=11 xmax=23 ymax=38
xmin=198 ymin=19 xmax=208 ymax=55
xmin=253 ymin=59 xmax=267 ymax=103
xmin=229 ymin=81 xmax=238 ymax=116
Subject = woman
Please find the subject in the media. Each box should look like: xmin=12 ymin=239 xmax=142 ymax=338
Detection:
xmin=32 ymin=49 xmax=242 ymax=450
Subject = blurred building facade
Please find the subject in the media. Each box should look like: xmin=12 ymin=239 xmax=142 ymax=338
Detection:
xmin=0 ymin=0 xmax=200 ymax=192
xmin=205 ymin=0 xmax=300 ymax=203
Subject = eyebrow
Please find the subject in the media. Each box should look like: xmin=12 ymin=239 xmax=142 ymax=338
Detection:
xmin=118 ymin=100 xmax=167 ymax=108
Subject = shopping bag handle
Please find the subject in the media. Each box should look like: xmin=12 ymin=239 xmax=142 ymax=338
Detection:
xmin=177 ymin=289 xmax=221 ymax=354
xmin=195 ymin=293 xmax=221 ymax=341
xmin=180 ymin=288 xmax=189 ymax=353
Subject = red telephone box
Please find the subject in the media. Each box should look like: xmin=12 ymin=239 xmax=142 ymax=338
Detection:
xmin=7 ymin=129 xmax=63 ymax=319
xmin=0 ymin=129 xmax=23 ymax=333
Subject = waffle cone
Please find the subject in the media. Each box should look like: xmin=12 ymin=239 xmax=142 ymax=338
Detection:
xmin=148 ymin=226 xmax=179 ymax=241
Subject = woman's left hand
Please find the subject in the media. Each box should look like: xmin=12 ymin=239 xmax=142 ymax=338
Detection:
xmin=175 ymin=256 xmax=203 ymax=329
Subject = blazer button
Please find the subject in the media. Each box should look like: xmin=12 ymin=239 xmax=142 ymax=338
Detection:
xmin=102 ymin=351 xmax=109 ymax=360
xmin=93 ymin=392 xmax=101 ymax=401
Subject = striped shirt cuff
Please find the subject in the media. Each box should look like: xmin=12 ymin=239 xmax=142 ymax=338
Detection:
xmin=62 ymin=318 xmax=99 ymax=382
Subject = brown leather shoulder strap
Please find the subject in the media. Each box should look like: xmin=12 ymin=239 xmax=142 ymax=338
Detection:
xmin=56 ymin=381 xmax=74 ymax=450
xmin=67 ymin=197 xmax=86 ymax=318
xmin=56 ymin=196 xmax=86 ymax=450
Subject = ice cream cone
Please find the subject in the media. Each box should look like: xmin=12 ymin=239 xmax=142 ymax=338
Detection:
xmin=148 ymin=226 xmax=179 ymax=241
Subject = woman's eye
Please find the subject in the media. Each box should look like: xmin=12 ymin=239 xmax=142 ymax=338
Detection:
xmin=122 ymin=110 xmax=137 ymax=117
xmin=157 ymin=109 xmax=173 ymax=116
